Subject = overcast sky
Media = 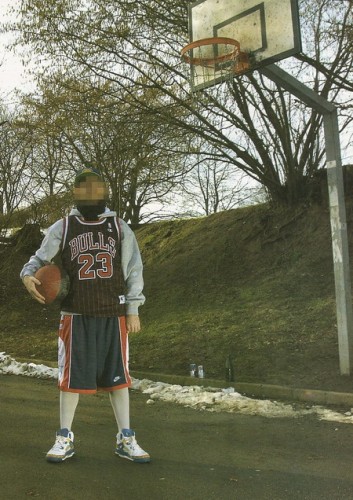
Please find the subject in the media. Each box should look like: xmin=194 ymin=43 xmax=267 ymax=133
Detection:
xmin=0 ymin=0 xmax=32 ymax=97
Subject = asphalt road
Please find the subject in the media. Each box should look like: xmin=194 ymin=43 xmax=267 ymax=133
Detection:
xmin=1 ymin=374 xmax=353 ymax=499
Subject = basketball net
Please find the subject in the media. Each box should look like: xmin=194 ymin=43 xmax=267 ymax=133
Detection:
xmin=181 ymin=37 xmax=250 ymax=91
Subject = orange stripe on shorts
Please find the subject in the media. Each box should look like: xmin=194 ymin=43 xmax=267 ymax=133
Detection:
xmin=58 ymin=315 xmax=73 ymax=391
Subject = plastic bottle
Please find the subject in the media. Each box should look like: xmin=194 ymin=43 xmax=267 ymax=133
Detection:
xmin=190 ymin=363 xmax=197 ymax=377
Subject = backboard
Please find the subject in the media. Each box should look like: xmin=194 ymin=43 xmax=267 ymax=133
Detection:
xmin=185 ymin=0 xmax=302 ymax=91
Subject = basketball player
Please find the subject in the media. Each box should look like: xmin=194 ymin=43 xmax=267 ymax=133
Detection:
xmin=21 ymin=167 xmax=150 ymax=463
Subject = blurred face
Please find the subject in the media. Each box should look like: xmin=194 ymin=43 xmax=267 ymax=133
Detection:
xmin=74 ymin=176 xmax=108 ymax=205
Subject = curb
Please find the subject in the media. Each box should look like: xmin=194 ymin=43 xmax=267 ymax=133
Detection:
xmin=131 ymin=371 xmax=353 ymax=407
xmin=14 ymin=358 xmax=353 ymax=408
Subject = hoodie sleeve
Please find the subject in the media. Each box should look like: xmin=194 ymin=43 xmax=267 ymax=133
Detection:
xmin=19 ymin=219 xmax=64 ymax=279
xmin=119 ymin=219 xmax=145 ymax=315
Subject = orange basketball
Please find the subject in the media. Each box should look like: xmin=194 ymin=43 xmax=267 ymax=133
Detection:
xmin=34 ymin=264 xmax=69 ymax=304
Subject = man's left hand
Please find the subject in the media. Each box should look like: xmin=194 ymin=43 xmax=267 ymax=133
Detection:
xmin=126 ymin=315 xmax=141 ymax=333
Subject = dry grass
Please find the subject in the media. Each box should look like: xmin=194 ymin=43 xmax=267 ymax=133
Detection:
xmin=2 ymin=201 xmax=353 ymax=392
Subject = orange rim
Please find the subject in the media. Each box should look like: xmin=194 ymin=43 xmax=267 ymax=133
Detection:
xmin=181 ymin=37 xmax=240 ymax=67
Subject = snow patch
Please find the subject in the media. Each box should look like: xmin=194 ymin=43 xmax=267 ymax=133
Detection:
xmin=1 ymin=352 xmax=353 ymax=424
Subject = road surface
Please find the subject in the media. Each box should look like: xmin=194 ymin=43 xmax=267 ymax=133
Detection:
xmin=1 ymin=375 xmax=353 ymax=499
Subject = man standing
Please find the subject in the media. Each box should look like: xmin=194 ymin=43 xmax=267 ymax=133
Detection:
xmin=21 ymin=167 xmax=150 ymax=464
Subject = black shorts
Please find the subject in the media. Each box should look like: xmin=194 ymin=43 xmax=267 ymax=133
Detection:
xmin=58 ymin=315 xmax=131 ymax=393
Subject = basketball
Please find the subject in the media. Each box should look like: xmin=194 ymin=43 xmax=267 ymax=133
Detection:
xmin=34 ymin=264 xmax=69 ymax=304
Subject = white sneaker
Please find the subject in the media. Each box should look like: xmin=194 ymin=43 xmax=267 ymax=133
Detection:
xmin=115 ymin=429 xmax=150 ymax=463
xmin=46 ymin=428 xmax=75 ymax=463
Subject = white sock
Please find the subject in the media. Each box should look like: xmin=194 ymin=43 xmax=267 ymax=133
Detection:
xmin=60 ymin=391 xmax=79 ymax=431
xmin=109 ymin=388 xmax=130 ymax=433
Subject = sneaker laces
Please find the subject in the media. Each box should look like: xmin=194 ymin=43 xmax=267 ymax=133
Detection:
xmin=122 ymin=435 xmax=145 ymax=455
xmin=51 ymin=435 xmax=71 ymax=453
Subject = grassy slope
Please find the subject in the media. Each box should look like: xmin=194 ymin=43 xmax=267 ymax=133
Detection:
xmin=1 ymin=201 xmax=353 ymax=391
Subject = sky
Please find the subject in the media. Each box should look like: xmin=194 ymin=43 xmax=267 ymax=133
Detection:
xmin=0 ymin=0 xmax=32 ymax=98
xmin=2 ymin=351 xmax=353 ymax=424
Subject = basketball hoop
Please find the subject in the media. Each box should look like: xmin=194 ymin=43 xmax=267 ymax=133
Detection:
xmin=181 ymin=36 xmax=249 ymax=74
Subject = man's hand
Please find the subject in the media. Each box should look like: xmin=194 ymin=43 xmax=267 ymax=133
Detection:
xmin=23 ymin=275 xmax=46 ymax=304
xmin=126 ymin=315 xmax=141 ymax=334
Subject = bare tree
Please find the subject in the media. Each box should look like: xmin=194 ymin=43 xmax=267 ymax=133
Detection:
xmin=8 ymin=0 xmax=353 ymax=206
xmin=19 ymin=78 xmax=194 ymax=222
xmin=0 ymin=110 xmax=33 ymax=219
xmin=181 ymin=150 xmax=254 ymax=216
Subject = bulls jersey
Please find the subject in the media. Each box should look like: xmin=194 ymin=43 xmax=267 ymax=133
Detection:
xmin=60 ymin=215 xmax=126 ymax=316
